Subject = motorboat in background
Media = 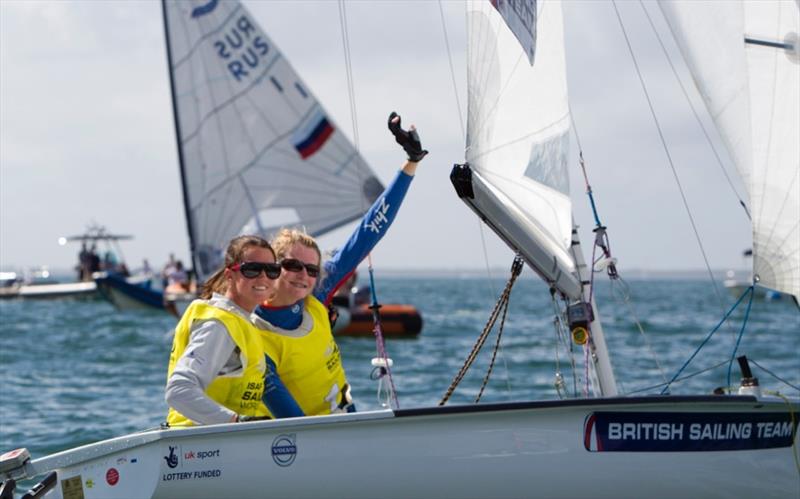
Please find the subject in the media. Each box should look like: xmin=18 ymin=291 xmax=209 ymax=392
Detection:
xmin=1 ymin=225 xmax=152 ymax=300
xmin=0 ymin=266 xmax=97 ymax=299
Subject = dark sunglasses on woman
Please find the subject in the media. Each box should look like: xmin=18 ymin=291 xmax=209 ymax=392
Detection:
xmin=230 ymin=262 xmax=282 ymax=279
xmin=279 ymin=258 xmax=321 ymax=278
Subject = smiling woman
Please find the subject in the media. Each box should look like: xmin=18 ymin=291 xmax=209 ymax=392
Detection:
xmin=164 ymin=235 xmax=280 ymax=426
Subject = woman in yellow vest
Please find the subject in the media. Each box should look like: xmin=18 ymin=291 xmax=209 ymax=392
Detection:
xmin=251 ymin=112 xmax=427 ymax=417
xmin=165 ymin=235 xmax=284 ymax=426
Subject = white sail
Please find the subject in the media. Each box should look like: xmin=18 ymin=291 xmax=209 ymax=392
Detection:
xmin=162 ymin=0 xmax=383 ymax=281
xmin=466 ymin=0 xmax=580 ymax=298
xmin=659 ymin=0 xmax=800 ymax=299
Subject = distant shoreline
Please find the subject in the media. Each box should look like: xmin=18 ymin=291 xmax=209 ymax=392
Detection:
xmin=1 ymin=266 xmax=746 ymax=282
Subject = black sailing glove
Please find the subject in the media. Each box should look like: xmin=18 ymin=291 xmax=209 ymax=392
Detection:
xmin=388 ymin=111 xmax=428 ymax=162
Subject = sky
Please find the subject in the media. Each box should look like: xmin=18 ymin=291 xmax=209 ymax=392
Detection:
xmin=0 ymin=0 xmax=754 ymax=278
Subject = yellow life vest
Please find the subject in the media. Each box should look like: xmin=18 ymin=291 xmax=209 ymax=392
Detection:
xmin=259 ymin=296 xmax=350 ymax=416
xmin=166 ymin=300 xmax=270 ymax=426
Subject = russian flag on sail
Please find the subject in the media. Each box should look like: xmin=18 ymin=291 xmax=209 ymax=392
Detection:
xmin=292 ymin=108 xmax=334 ymax=159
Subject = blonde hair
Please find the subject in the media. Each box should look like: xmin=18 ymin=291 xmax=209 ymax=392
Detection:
xmin=271 ymin=228 xmax=322 ymax=262
xmin=199 ymin=235 xmax=275 ymax=299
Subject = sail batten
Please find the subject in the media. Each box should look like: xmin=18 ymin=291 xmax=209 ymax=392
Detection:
xmin=163 ymin=0 xmax=382 ymax=281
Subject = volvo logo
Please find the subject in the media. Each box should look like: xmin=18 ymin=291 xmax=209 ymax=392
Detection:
xmin=271 ymin=434 xmax=297 ymax=467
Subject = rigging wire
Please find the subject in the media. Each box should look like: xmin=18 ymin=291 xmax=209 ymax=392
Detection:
xmin=551 ymin=290 xmax=578 ymax=398
xmin=338 ymin=1 xmax=360 ymax=151
xmin=751 ymin=359 xmax=800 ymax=393
xmin=572 ymin=108 xmax=668 ymax=389
xmin=609 ymin=277 xmax=669 ymax=387
xmin=661 ymin=285 xmax=754 ymax=394
xmin=610 ymin=0 xmax=736 ymax=335
xmin=726 ymin=281 xmax=755 ymax=391
xmin=625 ymin=358 xmax=730 ymax=395
xmin=637 ymin=0 xmax=751 ymax=220
xmin=337 ymin=0 xmax=398 ymax=409
xmin=438 ymin=0 xmax=465 ymax=141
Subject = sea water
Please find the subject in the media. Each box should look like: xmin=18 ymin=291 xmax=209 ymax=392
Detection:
xmin=1 ymin=275 xmax=798 ymax=471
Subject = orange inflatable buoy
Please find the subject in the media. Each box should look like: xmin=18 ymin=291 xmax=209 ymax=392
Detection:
xmin=337 ymin=303 xmax=423 ymax=338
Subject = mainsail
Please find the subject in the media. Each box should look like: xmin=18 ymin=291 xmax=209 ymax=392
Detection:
xmin=464 ymin=0 xmax=580 ymax=299
xmin=659 ymin=0 xmax=800 ymax=300
xmin=162 ymin=0 xmax=383 ymax=281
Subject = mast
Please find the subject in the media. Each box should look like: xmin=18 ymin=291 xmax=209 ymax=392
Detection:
xmin=570 ymin=226 xmax=618 ymax=396
xmin=160 ymin=0 xmax=199 ymax=276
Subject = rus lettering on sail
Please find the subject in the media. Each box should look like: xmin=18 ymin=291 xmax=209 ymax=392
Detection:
xmin=213 ymin=15 xmax=270 ymax=82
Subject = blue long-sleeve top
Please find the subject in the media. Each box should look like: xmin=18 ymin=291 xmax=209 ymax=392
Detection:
xmin=254 ymin=169 xmax=413 ymax=418
xmin=255 ymin=169 xmax=413 ymax=329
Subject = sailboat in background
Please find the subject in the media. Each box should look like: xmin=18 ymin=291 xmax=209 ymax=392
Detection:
xmin=1 ymin=1 xmax=797 ymax=497
xmin=94 ymin=0 xmax=423 ymax=335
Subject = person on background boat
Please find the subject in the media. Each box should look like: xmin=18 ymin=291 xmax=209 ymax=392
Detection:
xmin=165 ymin=260 xmax=190 ymax=293
xmin=89 ymin=245 xmax=101 ymax=275
xmin=77 ymin=243 xmax=91 ymax=281
xmin=161 ymin=253 xmax=177 ymax=288
xmin=164 ymin=235 xmax=283 ymax=426
xmin=252 ymin=111 xmax=428 ymax=418
xmin=142 ymin=259 xmax=152 ymax=276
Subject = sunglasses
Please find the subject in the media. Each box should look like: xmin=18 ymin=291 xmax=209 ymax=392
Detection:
xmin=279 ymin=258 xmax=321 ymax=278
xmin=230 ymin=261 xmax=281 ymax=279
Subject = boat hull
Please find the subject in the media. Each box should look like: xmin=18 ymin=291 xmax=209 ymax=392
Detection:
xmin=0 ymin=281 xmax=97 ymax=299
xmin=335 ymin=303 xmax=423 ymax=337
xmin=11 ymin=396 xmax=799 ymax=499
xmin=94 ymin=274 xmax=193 ymax=316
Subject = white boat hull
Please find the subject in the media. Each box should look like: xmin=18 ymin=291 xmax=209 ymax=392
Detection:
xmin=0 ymin=281 xmax=97 ymax=299
xmin=9 ymin=396 xmax=798 ymax=499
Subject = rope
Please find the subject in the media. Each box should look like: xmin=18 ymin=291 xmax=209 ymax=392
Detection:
xmin=661 ymin=285 xmax=754 ymax=394
xmin=440 ymin=257 xmax=524 ymax=405
xmin=475 ymin=285 xmax=513 ymax=403
xmin=459 ymin=1 xmax=513 ymax=400
xmin=367 ymin=266 xmax=400 ymax=409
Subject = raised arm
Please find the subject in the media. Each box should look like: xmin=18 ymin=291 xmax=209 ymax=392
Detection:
xmin=315 ymin=112 xmax=427 ymax=304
